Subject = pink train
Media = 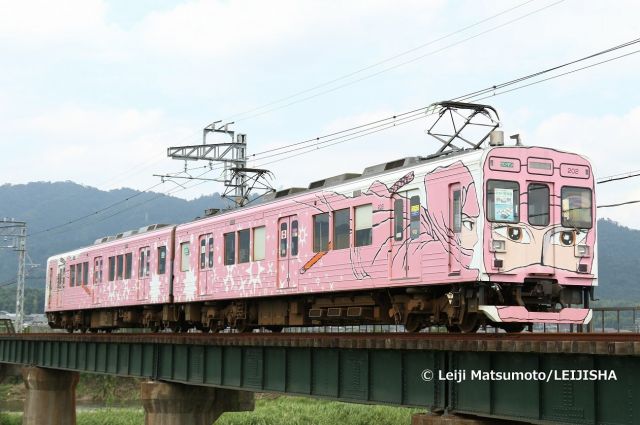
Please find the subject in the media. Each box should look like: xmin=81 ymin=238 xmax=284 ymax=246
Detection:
xmin=45 ymin=144 xmax=596 ymax=333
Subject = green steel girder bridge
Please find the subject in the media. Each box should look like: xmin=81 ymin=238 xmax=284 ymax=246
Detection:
xmin=1 ymin=332 xmax=639 ymax=425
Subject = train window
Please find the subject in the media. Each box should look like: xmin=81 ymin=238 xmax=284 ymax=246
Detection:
xmin=355 ymin=204 xmax=372 ymax=247
xmin=140 ymin=248 xmax=147 ymax=276
xmin=145 ymin=248 xmax=150 ymax=276
xmin=108 ymin=257 xmax=115 ymax=281
xmin=76 ymin=263 xmax=82 ymax=286
xmin=208 ymin=236 xmax=214 ymax=268
xmin=238 ymin=229 xmax=250 ymax=263
xmin=528 ymin=184 xmax=550 ymax=226
xmin=561 ymin=187 xmax=592 ymax=229
xmin=487 ymin=180 xmax=520 ymax=223
xmin=224 ymin=233 xmax=235 ymax=265
xmin=83 ymin=262 xmax=89 ymax=286
xmin=139 ymin=247 xmax=151 ymax=276
xmin=291 ymin=220 xmax=299 ymax=256
xmin=394 ymin=199 xmax=404 ymax=241
xmin=280 ymin=223 xmax=288 ymax=257
xmin=125 ymin=253 xmax=133 ymax=279
xmin=158 ymin=246 xmax=167 ymax=275
xmin=333 ymin=208 xmax=350 ymax=250
xmin=313 ymin=213 xmax=329 ymax=252
xmin=200 ymin=238 xmax=207 ymax=270
xmin=253 ymin=226 xmax=266 ymax=261
xmin=116 ymin=255 xmax=124 ymax=280
xmin=181 ymin=242 xmax=190 ymax=272
xmin=94 ymin=257 xmax=102 ymax=284
xmin=410 ymin=195 xmax=421 ymax=239
xmin=70 ymin=264 xmax=76 ymax=287
xmin=452 ymin=190 xmax=461 ymax=233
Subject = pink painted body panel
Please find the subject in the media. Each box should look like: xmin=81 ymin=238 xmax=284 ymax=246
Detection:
xmin=45 ymin=227 xmax=174 ymax=312
xmin=483 ymin=147 xmax=596 ymax=287
xmin=45 ymin=146 xmax=597 ymax=325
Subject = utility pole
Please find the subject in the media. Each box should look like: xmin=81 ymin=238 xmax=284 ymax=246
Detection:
xmin=155 ymin=122 xmax=275 ymax=208
xmin=0 ymin=219 xmax=27 ymax=332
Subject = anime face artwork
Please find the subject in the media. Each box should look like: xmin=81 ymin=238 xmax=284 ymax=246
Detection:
xmin=484 ymin=148 xmax=595 ymax=277
xmin=296 ymin=160 xmax=482 ymax=284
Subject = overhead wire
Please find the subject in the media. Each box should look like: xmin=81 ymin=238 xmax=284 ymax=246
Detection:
xmin=230 ymin=0 xmax=566 ymax=123
xmin=29 ymin=35 xmax=640 ymax=237
xmin=223 ymin=0 xmax=540 ymax=122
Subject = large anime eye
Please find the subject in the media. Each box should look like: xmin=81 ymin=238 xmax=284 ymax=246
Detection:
xmin=560 ymin=231 xmax=575 ymax=246
xmin=508 ymin=226 xmax=522 ymax=241
xmin=550 ymin=230 xmax=581 ymax=247
xmin=461 ymin=214 xmax=475 ymax=231
xmin=494 ymin=225 xmax=531 ymax=244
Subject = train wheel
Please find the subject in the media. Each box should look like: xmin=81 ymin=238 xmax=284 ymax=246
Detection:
xmin=269 ymin=326 xmax=283 ymax=333
xmin=235 ymin=320 xmax=253 ymax=333
xmin=458 ymin=313 xmax=480 ymax=334
xmin=404 ymin=314 xmax=424 ymax=333
xmin=501 ymin=323 xmax=526 ymax=333
xmin=446 ymin=324 xmax=461 ymax=333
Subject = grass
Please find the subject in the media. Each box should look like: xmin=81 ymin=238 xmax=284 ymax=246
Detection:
xmin=0 ymin=396 xmax=422 ymax=425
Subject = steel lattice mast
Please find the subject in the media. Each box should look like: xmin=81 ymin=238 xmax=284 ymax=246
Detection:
xmin=0 ymin=219 xmax=27 ymax=332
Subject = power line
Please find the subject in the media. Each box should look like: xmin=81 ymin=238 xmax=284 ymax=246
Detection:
xmin=30 ymin=35 xmax=640 ymax=237
xmin=223 ymin=0 xmax=541 ymax=122
xmin=597 ymin=170 xmax=640 ymax=184
xmin=598 ymin=200 xmax=640 ymax=209
xmin=230 ymin=0 xmax=566 ymax=123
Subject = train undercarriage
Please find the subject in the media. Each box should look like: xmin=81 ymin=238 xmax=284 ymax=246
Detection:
xmin=47 ymin=280 xmax=591 ymax=334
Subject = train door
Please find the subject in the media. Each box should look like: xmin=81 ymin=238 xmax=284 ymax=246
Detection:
xmin=137 ymin=247 xmax=150 ymax=301
xmin=449 ymin=185 xmax=462 ymax=274
xmin=92 ymin=256 xmax=102 ymax=305
xmin=528 ymin=182 xmax=553 ymax=268
xmin=198 ymin=234 xmax=214 ymax=296
xmin=56 ymin=263 xmax=65 ymax=308
xmin=277 ymin=215 xmax=299 ymax=289
xmin=391 ymin=190 xmax=421 ymax=280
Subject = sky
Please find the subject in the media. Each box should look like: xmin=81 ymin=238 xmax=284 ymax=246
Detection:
xmin=1 ymin=0 xmax=640 ymax=228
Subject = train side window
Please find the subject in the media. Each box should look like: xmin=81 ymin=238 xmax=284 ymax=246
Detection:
xmin=253 ymin=226 xmax=266 ymax=261
xmin=145 ymin=248 xmax=150 ymax=276
xmin=94 ymin=257 xmax=102 ymax=284
xmin=291 ymin=220 xmax=299 ymax=256
xmin=70 ymin=264 xmax=76 ymax=287
xmin=157 ymin=246 xmax=167 ymax=275
xmin=410 ymin=195 xmax=421 ymax=240
xmin=528 ymin=183 xmax=550 ymax=226
xmin=76 ymin=263 xmax=82 ymax=287
xmin=394 ymin=199 xmax=404 ymax=241
xmin=487 ymin=180 xmax=520 ymax=223
xmin=108 ymin=257 xmax=115 ymax=281
xmin=200 ymin=237 xmax=207 ymax=269
xmin=208 ymin=236 xmax=214 ymax=268
xmin=280 ymin=223 xmax=288 ymax=257
xmin=238 ymin=229 xmax=250 ymax=263
xmin=355 ymin=204 xmax=372 ymax=247
xmin=82 ymin=261 xmax=89 ymax=286
xmin=125 ymin=253 xmax=133 ymax=279
xmin=224 ymin=232 xmax=235 ymax=265
xmin=333 ymin=208 xmax=350 ymax=250
xmin=180 ymin=242 xmax=190 ymax=272
xmin=140 ymin=248 xmax=147 ymax=277
xmin=116 ymin=255 xmax=124 ymax=280
xmin=313 ymin=213 xmax=329 ymax=252
xmin=452 ymin=190 xmax=461 ymax=233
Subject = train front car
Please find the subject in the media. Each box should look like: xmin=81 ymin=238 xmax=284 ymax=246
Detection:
xmin=478 ymin=146 xmax=596 ymax=330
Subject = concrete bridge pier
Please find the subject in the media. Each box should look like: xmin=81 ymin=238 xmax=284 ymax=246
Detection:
xmin=141 ymin=381 xmax=255 ymax=425
xmin=21 ymin=366 xmax=79 ymax=425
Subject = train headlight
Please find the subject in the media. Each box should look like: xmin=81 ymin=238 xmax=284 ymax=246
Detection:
xmin=576 ymin=245 xmax=589 ymax=257
xmin=491 ymin=239 xmax=505 ymax=252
